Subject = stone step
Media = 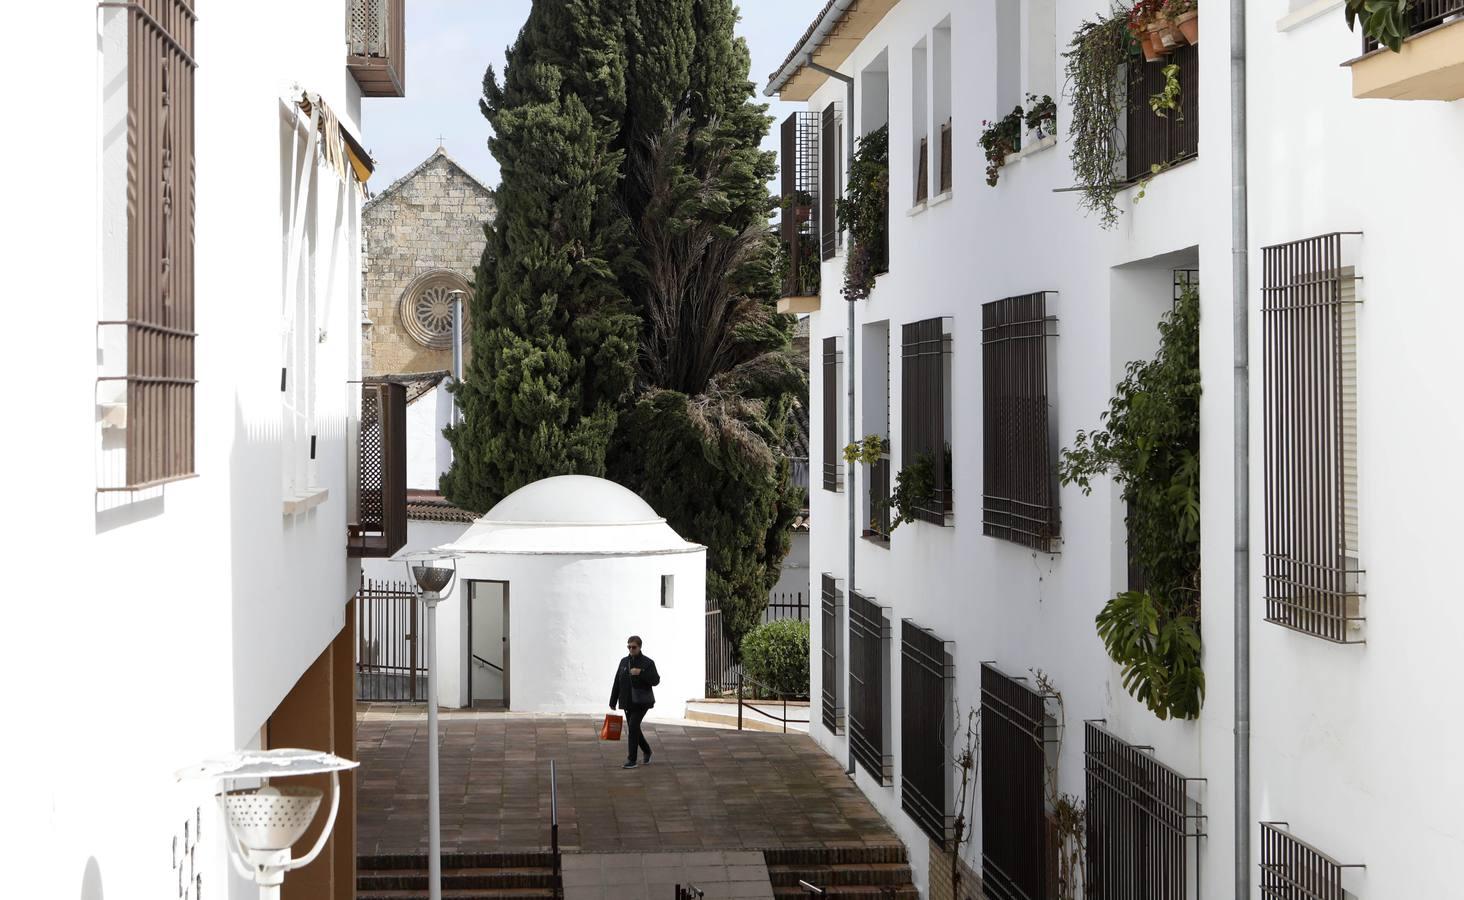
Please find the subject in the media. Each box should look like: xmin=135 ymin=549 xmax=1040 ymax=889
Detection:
xmin=355 ymin=889 xmax=557 ymax=900
xmin=766 ymin=862 xmax=915 ymax=888
xmin=359 ymin=852 xmax=557 ymax=871
xmin=771 ymin=887 xmax=918 ymax=899
xmin=358 ymin=867 xmax=557 ymax=891
xmin=761 ymin=846 xmax=909 ymax=867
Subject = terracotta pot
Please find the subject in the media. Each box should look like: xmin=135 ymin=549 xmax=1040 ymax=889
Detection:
xmin=1140 ymin=29 xmax=1163 ymax=62
xmin=1148 ymin=21 xmax=1177 ymax=52
xmin=1175 ymin=10 xmax=1199 ymax=44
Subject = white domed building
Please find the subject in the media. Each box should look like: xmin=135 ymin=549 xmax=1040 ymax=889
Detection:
xmin=430 ymin=475 xmax=707 ymax=714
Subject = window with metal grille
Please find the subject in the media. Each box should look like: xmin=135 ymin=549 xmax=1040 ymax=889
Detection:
xmin=980 ymin=662 xmax=1054 ymax=900
xmin=821 ymin=573 xmax=845 ymax=734
xmin=1084 ymin=722 xmax=1206 ymax=899
xmin=97 ymin=0 xmax=198 ymax=491
xmin=901 ymin=621 xmax=954 ymax=846
xmin=780 ymin=112 xmax=820 ymax=299
xmin=1259 ymin=823 xmax=1362 ymax=900
xmin=863 ymin=320 xmax=892 ymax=542
xmin=849 ymin=590 xmax=892 ymax=785
xmin=982 ymin=292 xmax=1060 ymax=551
xmin=1261 ymin=233 xmax=1364 ymax=643
xmin=939 ymin=120 xmax=953 ymax=194
xmin=820 ymin=102 xmax=842 ymax=260
xmin=822 ymin=337 xmax=844 ymax=492
xmin=1125 ymin=44 xmax=1198 ymax=182
xmin=901 ymin=318 xmax=953 ymax=525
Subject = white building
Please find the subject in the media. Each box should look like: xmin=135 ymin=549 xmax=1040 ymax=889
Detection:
xmin=768 ymin=0 xmax=1464 ymax=897
xmin=434 ymin=475 xmax=708 ymax=715
xmin=10 ymin=2 xmax=407 ymax=899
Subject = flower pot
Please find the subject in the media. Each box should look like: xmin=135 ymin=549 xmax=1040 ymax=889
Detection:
xmin=1141 ymin=28 xmax=1166 ymax=61
xmin=1175 ymin=10 xmax=1198 ymax=44
xmin=1148 ymin=22 xmax=1177 ymax=53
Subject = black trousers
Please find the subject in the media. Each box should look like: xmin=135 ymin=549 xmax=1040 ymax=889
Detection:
xmin=624 ymin=703 xmax=652 ymax=762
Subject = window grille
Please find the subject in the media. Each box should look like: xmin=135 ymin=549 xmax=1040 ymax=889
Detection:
xmin=849 ymin=590 xmax=892 ymax=785
xmin=820 ymin=573 xmax=845 ymax=734
xmin=982 ymin=293 xmax=1060 ymax=550
xmin=939 ymin=119 xmax=953 ymax=194
xmin=1084 ymin=722 xmax=1206 ymax=899
xmin=98 ymin=0 xmax=198 ymax=490
xmin=915 ymin=136 xmax=929 ymax=204
xmin=901 ymin=318 xmax=953 ymax=524
xmin=820 ymin=103 xmax=842 ymax=260
xmin=1261 ymin=232 xmax=1364 ymax=643
xmin=822 ymin=337 xmax=843 ymax=492
xmin=1125 ymin=44 xmax=1198 ymax=181
xmin=980 ymin=662 xmax=1055 ymax=900
xmin=1259 ymin=822 xmax=1363 ymax=900
xmin=780 ymin=112 xmax=821 ymax=299
xmin=901 ymin=620 xmax=954 ymax=846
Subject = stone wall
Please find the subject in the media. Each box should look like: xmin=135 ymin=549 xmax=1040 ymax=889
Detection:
xmin=362 ymin=150 xmax=495 ymax=376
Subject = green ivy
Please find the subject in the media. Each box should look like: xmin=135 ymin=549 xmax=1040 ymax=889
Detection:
xmin=1059 ymin=286 xmax=1202 ymax=720
xmin=836 ymin=125 xmax=889 ymax=302
xmin=1063 ymin=7 xmax=1134 ymax=229
xmin=740 ymin=618 xmax=810 ymax=697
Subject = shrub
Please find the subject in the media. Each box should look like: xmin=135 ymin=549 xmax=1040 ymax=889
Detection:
xmin=739 ymin=619 xmax=810 ymax=698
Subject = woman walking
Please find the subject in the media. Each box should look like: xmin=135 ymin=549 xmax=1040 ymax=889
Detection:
xmin=609 ymin=635 xmax=660 ymax=769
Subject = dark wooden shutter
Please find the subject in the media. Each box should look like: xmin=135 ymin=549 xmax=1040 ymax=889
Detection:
xmin=900 ymin=318 xmax=951 ymax=524
xmin=981 ymin=662 xmax=1052 ymax=900
xmin=820 ymin=103 xmax=838 ymax=260
xmin=981 ymin=293 xmax=1059 ymax=550
xmin=822 ymin=337 xmax=840 ymax=492
xmin=901 ymin=620 xmax=954 ymax=846
xmin=124 ymin=0 xmax=198 ymax=488
xmin=848 ymin=590 xmax=892 ymax=785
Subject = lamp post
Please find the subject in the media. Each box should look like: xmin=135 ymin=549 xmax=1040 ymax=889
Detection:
xmin=401 ymin=549 xmax=460 ymax=900
xmin=177 ymin=748 xmax=359 ymax=900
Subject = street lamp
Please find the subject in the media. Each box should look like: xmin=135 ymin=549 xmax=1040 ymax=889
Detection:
xmin=176 ymin=748 xmax=359 ymax=900
xmin=401 ymin=549 xmax=460 ymax=900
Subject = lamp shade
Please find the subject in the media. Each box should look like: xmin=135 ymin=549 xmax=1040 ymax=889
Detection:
xmin=220 ymin=786 xmax=323 ymax=851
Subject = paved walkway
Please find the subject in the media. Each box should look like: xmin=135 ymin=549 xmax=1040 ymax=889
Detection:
xmin=563 ymin=851 xmax=772 ymax=900
xmin=355 ymin=704 xmax=898 ymax=856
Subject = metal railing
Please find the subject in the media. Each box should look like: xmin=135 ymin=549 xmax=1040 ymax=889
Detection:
xmin=349 ymin=382 xmax=408 ymax=558
xmin=705 ymin=592 xmax=812 ymax=696
xmin=1125 ymin=44 xmax=1199 ymax=182
xmin=822 ymin=337 xmax=843 ymax=492
xmin=355 ymin=576 xmax=425 ymax=701
xmin=820 ymin=574 xmax=845 ymax=734
xmin=849 ymin=590 xmax=893 ymax=785
xmin=1259 ymin=822 xmax=1363 ymax=900
xmin=981 ymin=662 xmax=1055 ymax=900
xmin=901 ymin=318 xmax=953 ymax=525
xmin=901 ymin=621 xmax=955 ymax=847
xmin=735 ymin=675 xmax=811 ymax=734
xmin=780 ymin=111 xmax=821 ymax=299
xmin=549 ymin=760 xmax=563 ymax=899
xmin=866 ymin=455 xmax=892 ymax=541
xmin=1363 ymin=0 xmax=1464 ymax=50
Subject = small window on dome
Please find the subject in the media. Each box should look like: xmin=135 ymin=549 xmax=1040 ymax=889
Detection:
xmin=661 ymin=574 xmax=675 ymax=609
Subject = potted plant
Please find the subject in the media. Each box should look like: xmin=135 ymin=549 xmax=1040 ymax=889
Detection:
xmin=1025 ymin=93 xmax=1058 ymax=141
xmin=979 ymin=106 xmax=1024 ymax=186
xmin=1128 ymin=0 xmax=1167 ymax=61
xmin=1163 ymin=0 xmax=1198 ymax=44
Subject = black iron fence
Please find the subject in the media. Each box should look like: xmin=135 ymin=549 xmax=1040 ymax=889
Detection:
xmin=980 ymin=663 xmax=1052 ymax=900
xmin=1084 ymin=722 xmax=1206 ymax=899
xmin=1259 ymin=823 xmax=1362 ymax=900
xmin=901 ymin=620 xmax=955 ymax=847
xmin=866 ymin=455 xmax=892 ymax=541
xmin=1125 ymin=44 xmax=1199 ymax=182
xmin=849 ymin=590 xmax=893 ymax=785
xmin=901 ymin=318 xmax=953 ymax=525
xmin=355 ymin=576 xmax=425 ymax=701
xmin=705 ymin=591 xmax=812 ymax=696
xmin=821 ymin=573 xmax=845 ymax=734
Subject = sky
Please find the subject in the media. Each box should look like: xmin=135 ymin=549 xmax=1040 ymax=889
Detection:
xmin=361 ymin=0 xmax=821 ymax=190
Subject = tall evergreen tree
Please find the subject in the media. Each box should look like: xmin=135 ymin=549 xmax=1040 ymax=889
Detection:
xmin=441 ymin=0 xmax=640 ymax=512
xmin=609 ymin=1 xmax=804 ymax=659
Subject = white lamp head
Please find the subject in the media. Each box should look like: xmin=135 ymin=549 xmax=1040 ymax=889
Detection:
xmin=400 ymin=550 xmax=461 ymax=595
xmin=220 ymin=785 xmax=323 ymax=852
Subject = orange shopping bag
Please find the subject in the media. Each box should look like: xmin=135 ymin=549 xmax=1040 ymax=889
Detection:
xmin=600 ymin=713 xmax=623 ymax=741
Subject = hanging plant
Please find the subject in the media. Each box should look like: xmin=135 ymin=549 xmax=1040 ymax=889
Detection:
xmin=1149 ymin=63 xmax=1183 ymax=119
xmin=842 ymin=434 xmax=886 ymax=466
xmin=1063 ymin=7 xmax=1134 ymax=229
xmin=836 ymin=125 xmax=889 ymax=302
xmin=1059 ymin=285 xmax=1202 ymax=720
xmin=1024 ymin=93 xmax=1058 ymax=139
xmin=979 ymin=106 xmax=1024 ymax=186
xmin=1345 ymin=0 xmax=1413 ymax=53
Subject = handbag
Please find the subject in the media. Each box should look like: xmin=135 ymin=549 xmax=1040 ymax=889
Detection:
xmin=600 ymin=713 xmax=623 ymax=741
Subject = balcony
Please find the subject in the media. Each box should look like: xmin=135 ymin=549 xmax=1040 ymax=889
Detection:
xmin=348 ymin=0 xmax=406 ymax=98
xmin=778 ymin=111 xmax=821 ymax=315
xmin=1346 ymin=0 xmax=1464 ymax=100
xmin=1126 ymin=43 xmax=1199 ymax=181
xmin=348 ymin=381 xmax=407 ymax=558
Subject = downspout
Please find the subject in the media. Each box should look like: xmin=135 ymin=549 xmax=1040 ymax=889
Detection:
xmin=1231 ymin=0 xmax=1251 ymax=893
xmin=807 ymin=55 xmax=857 ymax=777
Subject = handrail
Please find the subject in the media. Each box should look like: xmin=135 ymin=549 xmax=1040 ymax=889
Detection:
xmin=549 ymin=760 xmax=561 ymax=899
xmin=736 ymin=674 xmax=812 ymax=734
xmin=471 ymin=653 xmax=503 ymax=673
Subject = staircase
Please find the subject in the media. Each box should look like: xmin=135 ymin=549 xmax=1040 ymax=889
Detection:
xmin=357 ymin=852 xmax=560 ymax=899
xmin=763 ymin=846 xmax=919 ymax=898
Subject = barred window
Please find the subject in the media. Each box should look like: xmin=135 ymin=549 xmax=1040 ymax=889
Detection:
xmin=1259 ymin=823 xmax=1362 ymax=900
xmin=820 ymin=573 xmax=845 ymax=734
xmin=98 ymin=0 xmax=198 ymax=491
xmin=820 ymin=102 xmax=842 ymax=260
xmin=1261 ymin=233 xmax=1364 ymax=643
xmin=901 ymin=620 xmax=954 ymax=846
xmin=980 ymin=662 xmax=1054 ymax=900
xmin=982 ymin=292 xmax=1059 ymax=551
xmin=900 ymin=317 xmax=953 ymax=525
xmin=848 ymin=589 xmax=892 ymax=785
xmin=779 ymin=111 xmax=820 ymax=299
xmin=822 ymin=337 xmax=844 ymax=492
xmin=1084 ymin=722 xmax=1205 ymax=899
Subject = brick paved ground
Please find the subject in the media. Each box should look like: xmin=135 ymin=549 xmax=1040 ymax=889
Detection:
xmin=355 ymin=705 xmax=899 ymax=856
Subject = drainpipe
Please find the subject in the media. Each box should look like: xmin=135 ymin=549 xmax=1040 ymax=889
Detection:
xmin=450 ymin=291 xmax=465 ymax=426
xmin=808 ymin=56 xmax=857 ymax=777
xmin=1231 ymin=0 xmax=1251 ymax=893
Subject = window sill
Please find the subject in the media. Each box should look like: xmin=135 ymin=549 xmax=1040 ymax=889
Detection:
xmin=862 ymin=532 xmax=892 ymax=547
xmin=97 ymin=402 xmax=128 ymax=430
xmin=1277 ymin=0 xmax=1341 ymax=32
xmin=906 ymin=200 xmax=928 ymax=217
xmin=927 ymin=189 xmax=954 ymax=207
xmin=283 ymin=486 xmax=329 ymax=516
xmin=1005 ymin=134 xmax=1059 ymax=166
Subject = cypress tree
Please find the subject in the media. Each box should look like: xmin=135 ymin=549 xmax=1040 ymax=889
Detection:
xmin=441 ymin=0 xmax=640 ymax=513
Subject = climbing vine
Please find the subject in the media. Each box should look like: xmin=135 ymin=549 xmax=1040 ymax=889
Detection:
xmin=1059 ymin=286 xmax=1202 ymax=720
xmin=836 ymin=124 xmax=889 ymax=302
xmin=1062 ymin=6 xmax=1134 ymax=228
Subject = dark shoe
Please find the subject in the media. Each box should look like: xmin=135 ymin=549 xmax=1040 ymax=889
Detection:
xmin=622 ymin=761 xmax=638 ymax=769
xmin=642 ymin=753 xmax=651 ymax=766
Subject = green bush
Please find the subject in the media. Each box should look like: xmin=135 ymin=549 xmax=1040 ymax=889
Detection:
xmin=739 ymin=619 xmax=810 ymax=698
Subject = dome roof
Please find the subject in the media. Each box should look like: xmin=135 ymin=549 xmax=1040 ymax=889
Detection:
xmin=442 ymin=475 xmax=704 ymax=556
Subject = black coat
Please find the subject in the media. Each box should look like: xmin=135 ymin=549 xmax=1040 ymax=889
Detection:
xmin=609 ymin=654 xmax=660 ymax=709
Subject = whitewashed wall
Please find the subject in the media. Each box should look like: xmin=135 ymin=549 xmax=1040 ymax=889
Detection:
xmin=11 ymin=3 xmax=371 ymax=898
xmin=434 ymin=552 xmax=707 ymax=714
xmin=798 ymin=0 xmax=1237 ymax=895
xmin=405 ymin=383 xmax=454 ymax=492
